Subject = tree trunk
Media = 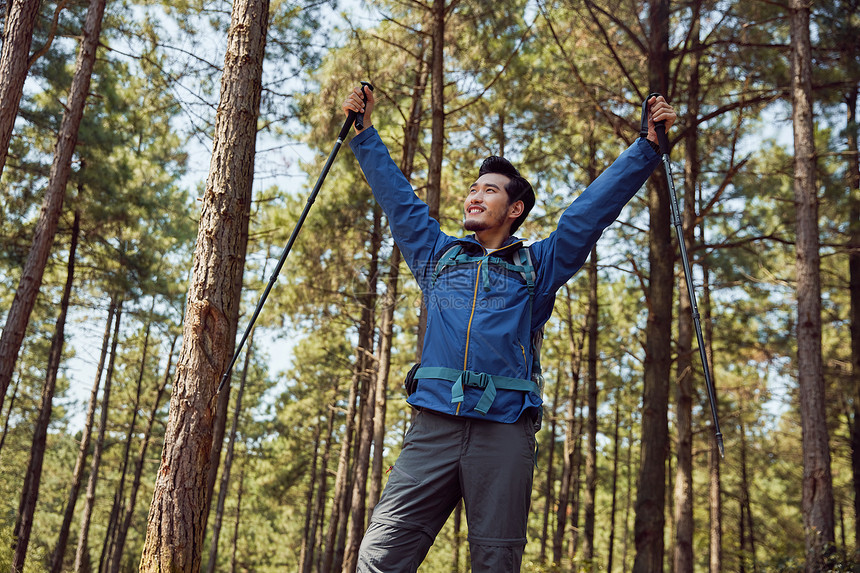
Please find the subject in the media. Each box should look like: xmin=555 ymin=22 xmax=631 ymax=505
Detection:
xmin=540 ymin=380 xmax=560 ymax=565
xmin=139 ymin=1 xmax=268 ymax=569
xmin=607 ymin=393 xmax=621 ymax=573
xmin=0 ymin=374 xmax=20 ymax=461
xmin=666 ymin=440 xmax=674 ymax=573
xmin=634 ymin=0 xmax=671 ymax=569
xmin=738 ymin=418 xmax=756 ymax=572
xmin=368 ymin=247 xmax=401 ymax=512
xmin=0 ymin=0 xmax=106 ymax=411
xmin=100 ymin=302 xmax=155 ymax=572
xmin=844 ymin=84 xmax=860 ymax=564
xmin=417 ymin=0 xmax=445 ymax=358
xmin=427 ymin=0 xmax=444 ymax=223
xmin=709 ymin=431 xmax=722 ymax=573
xmin=310 ymin=406 xmax=336 ymax=573
xmin=583 ymin=246 xmax=598 ymax=568
xmin=229 ymin=461 xmax=246 ymax=573
xmin=206 ymin=332 xmax=253 ymax=573
xmin=0 ymin=0 xmax=41 ymax=178
xmin=204 ymin=348 xmax=233 ymax=533
xmin=108 ymin=333 xmax=177 ymax=573
xmin=321 ymin=381 xmax=357 ymax=572
xmin=74 ymin=298 xmax=123 ymax=573
xmin=673 ymin=8 xmax=700 ymax=570
xmin=322 ymin=324 xmax=371 ymax=572
xmin=50 ymin=300 xmax=115 ymax=573
xmin=555 ymin=290 xmax=584 ymax=565
xmin=299 ymin=412 xmax=322 ymax=573
xmin=11 ymin=210 xmax=79 ymax=572
xmin=702 ymin=228 xmax=722 ymax=573
xmin=569 ymin=405 xmax=584 ymax=562
xmin=344 ymin=207 xmax=382 ymax=572
xmin=622 ymin=416 xmax=634 ymax=571
xmin=789 ymin=1 xmax=836 ymax=569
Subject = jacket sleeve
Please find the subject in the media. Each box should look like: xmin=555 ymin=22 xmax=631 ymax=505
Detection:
xmin=530 ymin=137 xmax=660 ymax=298
xmin=350 ymin=127 xmax=450 ymax=289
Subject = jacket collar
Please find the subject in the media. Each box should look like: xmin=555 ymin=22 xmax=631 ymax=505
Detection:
xmin=458 ymin=234 xmax=524 ymax=256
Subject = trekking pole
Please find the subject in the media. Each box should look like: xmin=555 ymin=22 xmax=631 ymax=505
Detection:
xmin=647 ymin=93 xmax=725 ymax=457
xmin=217 ymin=82 xmax=374 ymax=395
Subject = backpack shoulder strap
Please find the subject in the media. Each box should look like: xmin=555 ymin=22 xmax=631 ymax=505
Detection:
xmin=513 ymin=245 xmax=545 ymax=383
xmin=432 ymin=243 xmax=464 ymax=287
xmin=511 ymin=245 xmax=536 ymax=297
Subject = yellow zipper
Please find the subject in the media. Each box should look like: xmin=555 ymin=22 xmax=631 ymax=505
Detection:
xmin=459 ymin=255 xmax=484 ymax=415
xmin=457 ymin=240 xmax=525 ymax=415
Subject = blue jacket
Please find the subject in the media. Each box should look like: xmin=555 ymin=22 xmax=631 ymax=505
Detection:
xmin=350 ymin=127 xmax=660 ymax=423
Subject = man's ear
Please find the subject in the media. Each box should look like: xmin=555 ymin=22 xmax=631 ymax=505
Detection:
xmin=508 ymin=200 xmax=524 ymax=221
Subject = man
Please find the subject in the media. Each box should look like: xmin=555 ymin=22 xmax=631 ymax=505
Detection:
xmin=343 ymin=85 xmax=676 ymax=572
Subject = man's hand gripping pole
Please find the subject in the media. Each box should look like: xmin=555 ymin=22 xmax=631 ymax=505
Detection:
xmin=217 ymin=82 xmax=374 ymax=396
xmin=644 ymin=93 xmax=725 ymax=458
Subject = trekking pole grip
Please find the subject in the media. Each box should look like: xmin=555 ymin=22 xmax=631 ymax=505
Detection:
xmin=337 ymin=81 xmax=374 ymax=141
xmin=642 ymin=92 xmax=670 ymax=155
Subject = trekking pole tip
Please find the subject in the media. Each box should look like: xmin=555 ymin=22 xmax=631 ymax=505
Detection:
xmin=716 ymin=432 xmax=725 ymax=458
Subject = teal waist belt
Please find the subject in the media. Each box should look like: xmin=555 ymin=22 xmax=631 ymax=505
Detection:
xmin=415 ymin=366 xmax=541 ymax=415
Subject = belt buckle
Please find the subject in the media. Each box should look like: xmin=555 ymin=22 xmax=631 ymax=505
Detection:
xmin=464 ymin=370 xmax=489 ymax=389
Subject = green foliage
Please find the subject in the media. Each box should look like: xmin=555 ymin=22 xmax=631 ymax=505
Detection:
xmin=1 ymin=0 xmax=859 ymax=570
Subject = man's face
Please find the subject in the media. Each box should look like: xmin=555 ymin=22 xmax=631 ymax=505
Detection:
xmin=463 ymin=173 xmax=515 ymax=233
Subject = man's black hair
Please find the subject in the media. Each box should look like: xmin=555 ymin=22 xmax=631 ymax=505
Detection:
xmin=478 ymin=156 xmax=535 ymax=234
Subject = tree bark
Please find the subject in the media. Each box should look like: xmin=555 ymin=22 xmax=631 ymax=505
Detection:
xmin=74 ymin=298 xmax=123 ymax=573
xmin=789 ymin=1 xmax=836 ymax=569
xmin=0 ymin=0 xmax=106 ymax=412
xmin=555 ymin=291 xmax=584 ymax=565
xmin=310 ymin=407 xmax=336 ymax=573
xmin=100 ymin=302 xmax=154 ymax=572
xmin=634 ymin=0 xmax=671 ymax=569
xmin=204 ymin=346 xmax=233 ymax=532
xmin=540 ymin=380 xmax=560 ymax=565
xmin=11 ymin=210 xmax=79 ymax=572
xmin=417 ymin=0 xmax=445 ymax=358
xmin=0 ymin=0 xmax=41 ymax=178
xmin=844 ymin=84 xmax=860 ymax=565
xmin=322 ymin=318 xmax=372 ymax=572
xmin=139 ymin=0 xmax=268 ymax=568
xmin=368 ymin=247 xmax=401 ymax=512
xmin=108 ymin=333 xmax=177 ymax=573
xmin=673 ymin=7 xmax=700 ymax=570
xmin=50 ymin=300 xmax=115 ymax=573
xmin=569 ymin=405 xmax=584 ymax=563
xmin=206 ymin=332 xmax=253 ymax=573
xmin=607 ymin=393 xmax=621 ymax=573
xmin=344 ymin=206 xmax=382 ymax=572
xmin=583 ymin=246 xmax=598 ymax=568
xmin=229 ymin=463 xmax=246 ymax=573
xmin=299 ymin=412 xmax=322 ymax=573
xmin=0 ymin=374 xmax=20 ymax=461
xmin=622 ymin=416 xmax=634 ymax=571
xmin=709 ymin=430 xmax=723 ymax=573
xmin=702 ymin=224 xmax=722 ymax=573
xmin=738 ymin=418 xmax=757 ymax=572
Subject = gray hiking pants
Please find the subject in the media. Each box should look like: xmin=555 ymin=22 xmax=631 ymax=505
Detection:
xmin=356 ymin=409 xmax=537 ymax=572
